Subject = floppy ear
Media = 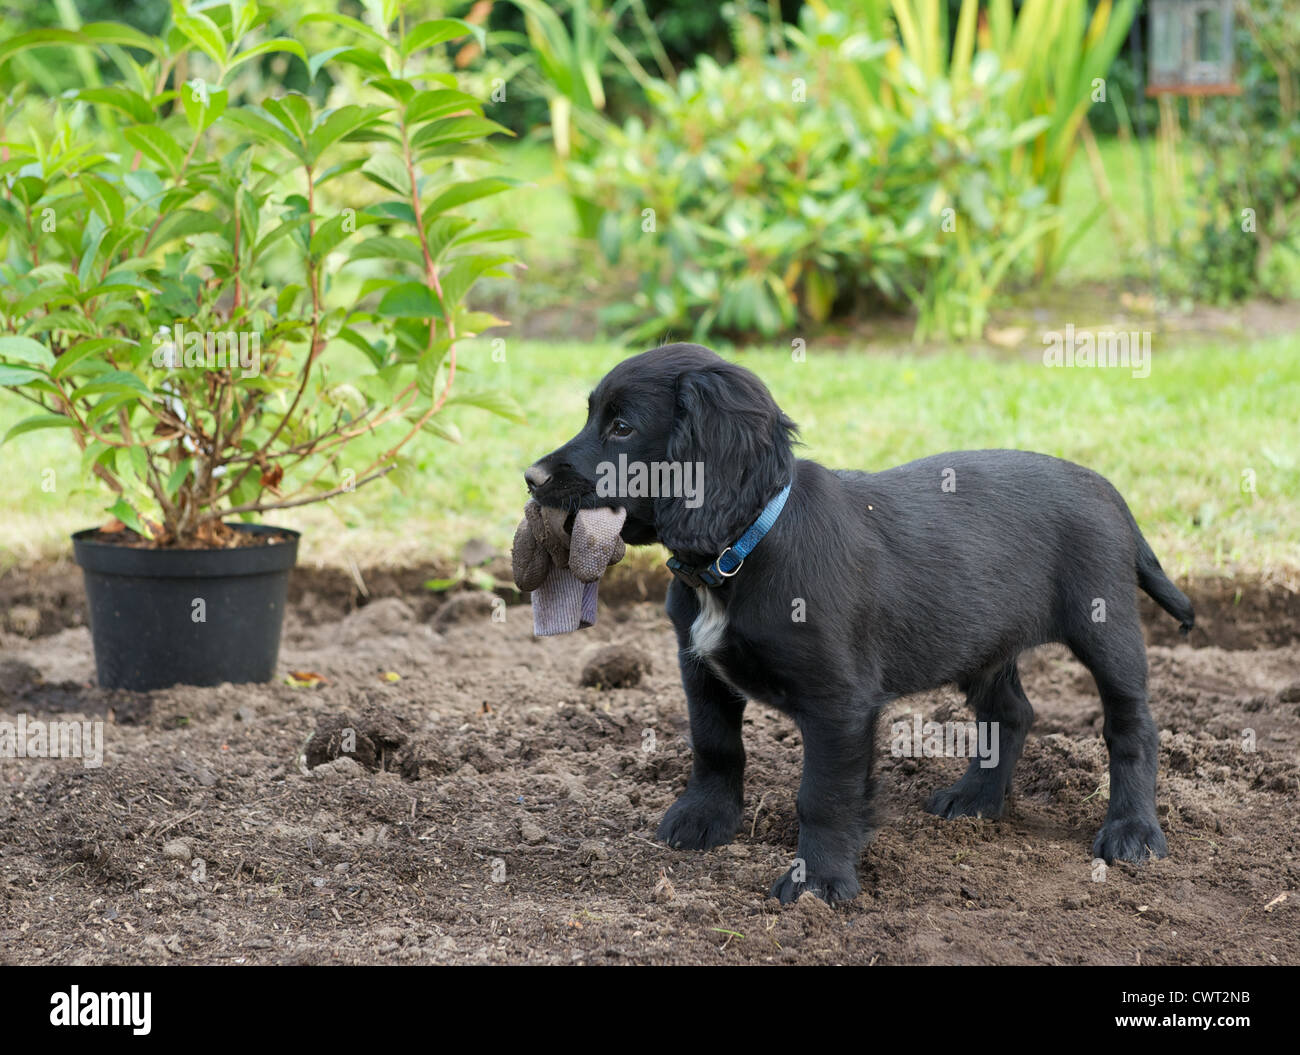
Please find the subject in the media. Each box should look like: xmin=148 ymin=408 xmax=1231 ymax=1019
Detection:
xmin=654 ymin=365 xmax=796 ymax=558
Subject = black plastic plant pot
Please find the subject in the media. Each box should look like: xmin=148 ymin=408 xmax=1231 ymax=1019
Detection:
xmin=72 ymin=524 xmax=300 ymax=692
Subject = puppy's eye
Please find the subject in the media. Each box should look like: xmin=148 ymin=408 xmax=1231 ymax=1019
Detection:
xmin=609 ymin=419 xmax=634 ymax=439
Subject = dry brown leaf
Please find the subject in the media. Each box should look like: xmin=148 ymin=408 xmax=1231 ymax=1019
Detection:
xmin=260 ymin=464 xmax=284 ymax=491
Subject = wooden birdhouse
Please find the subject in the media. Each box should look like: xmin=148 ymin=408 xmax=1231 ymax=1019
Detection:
xmin=1147 ymin=0 xmax=1240 ymax=96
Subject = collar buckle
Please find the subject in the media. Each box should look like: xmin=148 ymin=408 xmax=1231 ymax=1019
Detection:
xmin=666 ymin=556 xmax=705 ymax=589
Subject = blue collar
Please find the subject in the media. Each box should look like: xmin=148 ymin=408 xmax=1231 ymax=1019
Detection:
xmin=666 ymin=483 xmax=792 ymax=589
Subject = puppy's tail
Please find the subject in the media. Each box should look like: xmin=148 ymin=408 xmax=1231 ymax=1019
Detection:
xmin=1132 ymin=520 xmax=1195 ymax=635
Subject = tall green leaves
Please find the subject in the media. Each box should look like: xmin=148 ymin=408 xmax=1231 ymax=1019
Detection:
xmin=848 ymin=0 xmax=1140 ymax=275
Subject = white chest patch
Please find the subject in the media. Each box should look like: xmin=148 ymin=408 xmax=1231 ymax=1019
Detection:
xmin=688 ymin=587 xmax=729 ymax=662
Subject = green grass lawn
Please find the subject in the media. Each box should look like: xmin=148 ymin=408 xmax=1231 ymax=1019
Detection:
xmin=1053 ymin=133 xmax=1165 ymax=287
xmin=1055 ymin=132 xmax=1300 ymax=296
xmin=3 ymin=332 xmax=1297 ymax=581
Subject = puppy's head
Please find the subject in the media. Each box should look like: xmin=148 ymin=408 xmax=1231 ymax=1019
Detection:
xmin=525 ymin=343 xmax=797 ymax=558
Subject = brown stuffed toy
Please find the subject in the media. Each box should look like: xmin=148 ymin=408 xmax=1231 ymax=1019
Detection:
xmin=511 ymin=501 xmax=626 ymax=635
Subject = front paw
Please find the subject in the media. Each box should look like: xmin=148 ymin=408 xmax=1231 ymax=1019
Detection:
xmin=926 ymin=778 xmax=1007 ymax=820
xmin=769 ymin=864 xmax=861 ymax=905
xmin=1093 ymin=815 xmax=1167 ymax=864
xmin=657 ymin=791 xmax=741 ymax=850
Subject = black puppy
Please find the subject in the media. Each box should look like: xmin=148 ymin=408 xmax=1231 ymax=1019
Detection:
xmin=526 ymin=343 xmax=1194 ymax=904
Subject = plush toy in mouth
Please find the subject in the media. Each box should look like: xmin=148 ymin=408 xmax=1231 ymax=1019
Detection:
xmin=511 ymin=501 xmax=627 ymax=636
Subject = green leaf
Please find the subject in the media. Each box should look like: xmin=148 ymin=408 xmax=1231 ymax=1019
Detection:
xmin=0 ymin=23 xmax=160 ymax=67
xmin=50 ymin=337 xmax=126 ymax=380
xmin=307 ymin=46 xmax=351 ymax=81
xmin=297 ymin=12 xmax=390 ymax=48
xmin=80 ymin=440 xmax=113 ymax=476
xmin=149 ymin=208 xmax=225 ymax=248
xmin=262 ymin=93 xmax=313 ymax=144
xmin=445 ymin=389 xmax=526 ymax=423
xmin=367 ymin=200 xmax=417 ymax=224
xmin=107 ymin=497 xmax=145 ymax=536
xmin=417 ymin=338 xmax=453 ymax=396
xmin=276 ymin=284 xmax=304 ymax=315
xmin=220 ymin=107 xmax=308 ymax=162
xmin=422 ymin=177 xmax=521 ymax=219
xmin=597 ymin=211 xmax=622 ymax=264
xmin=453 ymin=310 xmax=508 ymax=336
xmin=308 ymin=213 xmax=361 ymax=261
xmin=80 ymin=174 xmax=125 ymax=226
xmin=1007 ymin=115 xmax=1052 ymax=147
xmin=172 ymin=5 xmax=228 ymax=67
xmin=75 ymin=86 xmax=155 ymax=123
xmin=180 ymin=82 xmax=228 ymax=131
xmin=420 ymin=417 xmax=462 ymax=443
xmin=402 ymin=19 xmax=483 ymax=56
xmin=70 ymin=370 xmax=154 ymax=403
xmin=314 ymin=157 xmax=369 ymax=187
xmin=0 ymin=336 xmax=55 ymax=366
xmin=26 ymin=312 xmax=98 ymax=337
xmin=123 ymin=124 xmax=187 ymax=176
xmin=226 ymin=38 xmax=309 ymax=73
xmin=251 ymin=214 xmax=312 ymax=262
xmin=411 ymin=115 xmax=511 ymax=152
xmin=422 ymin=215 xmax=474 ymax=261
xmin=164 ymin=458 xmax=194 ymax=497
xmin=10 ymin=176 xmax=45 ymax=207
xmin=335 ymin=326 xmax=385 ymax=368
xmin=2 ymin=413 xmax=74 ymax=442
xmin=438 ymin=253 xmax=513 ymax=308
xmin=231 ymin=0 xmax=258 ymax=39
xmin=123 ymin=169 xmax=164 ymax=205
xmin=0 ymin=365 xmax=44 ymax=386
xmin=78 ymin=225 xmax=109 ymax=288
xmin=307 ymin=104 xmax=388 ymax=159
xmin=12 ymin=282 xmax=76 ymax=318
xmin=448 ymin=226 xmax=528 ymax=251
xmin=125 ymin=444 xmax=149 ymax=485
xmin=360 ymin=153 xmax=411 ymax=196
xmin=326 ymin=47 xmax=389 ymax=78
xmin=405 ymin=89 xmax=481 ymax=125
xmin=377 ymin=282 xmax=440 ymax=318
xmin=346 ymin=234 xmax=425 ymax=267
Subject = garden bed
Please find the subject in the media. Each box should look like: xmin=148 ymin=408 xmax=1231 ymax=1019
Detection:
xmin=0 ymin=567 xmax=1297 ymax=965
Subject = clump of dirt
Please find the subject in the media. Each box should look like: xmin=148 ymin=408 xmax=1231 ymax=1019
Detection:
xmin=432 ymin=592 xmax=499 ymax=630
xmin=0 ymin=568 xmax=1297 ymax=965
xmin=304 ymin=705 xmax=411 ymax=773
xmin=580 ymin=644 xmax=652 ymax=689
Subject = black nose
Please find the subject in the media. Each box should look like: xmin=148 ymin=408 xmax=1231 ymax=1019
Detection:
xmin=524 ymin=464 xmax=551 ymax=491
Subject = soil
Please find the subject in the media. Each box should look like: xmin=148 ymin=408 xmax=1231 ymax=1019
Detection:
xmin=79 ymin=522 xmax=298 ymax=550
xmin=1 ymin=560 xmax=1297 ymax=965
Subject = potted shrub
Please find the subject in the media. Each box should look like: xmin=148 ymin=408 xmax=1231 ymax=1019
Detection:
xmin=0 ymin=1 xmax=524 ymax=690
